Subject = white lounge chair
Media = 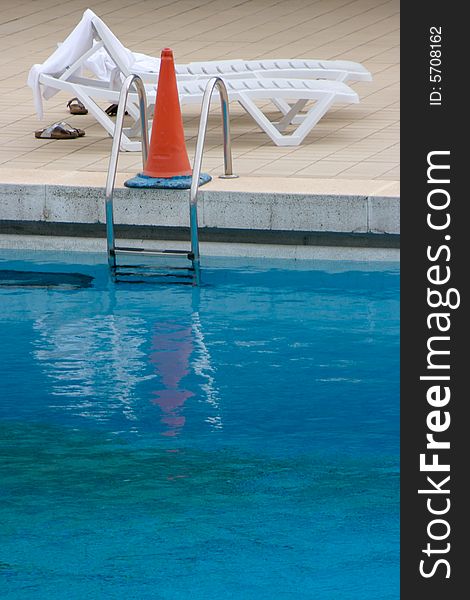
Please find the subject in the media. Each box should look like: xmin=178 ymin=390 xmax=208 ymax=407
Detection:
xmin=27 ymin=9 xmax=362 ymax=149
xmin=87 ymin=11 xmax=370 ymax=127
xmin=35 ymin=72 xmax=358 ymax=149
xmin=87 ymin=12 xmax=372 ymax=85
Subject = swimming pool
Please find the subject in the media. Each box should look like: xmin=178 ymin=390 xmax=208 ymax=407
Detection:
xmin=0 ymin=251 xmax=399 ymax=599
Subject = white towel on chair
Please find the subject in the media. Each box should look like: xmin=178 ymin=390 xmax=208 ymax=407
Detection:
xmin=84 ymin=48 xmax=161 ymax=82
xmin=27 ymin=9 xmax=96 ymax=120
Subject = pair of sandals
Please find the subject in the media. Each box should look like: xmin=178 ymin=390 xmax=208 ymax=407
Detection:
xmin=34 ymin=98 xmax=88 ymax=139
xmin=34 ymin=98 xmax=126 ymax=139
xmin=66 ymin=97 xmax=125 ymax=116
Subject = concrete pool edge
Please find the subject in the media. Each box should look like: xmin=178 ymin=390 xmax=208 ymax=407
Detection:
xmin=0 ymin=171 xmax=399 ymax=258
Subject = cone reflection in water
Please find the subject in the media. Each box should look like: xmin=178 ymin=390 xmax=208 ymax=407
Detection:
xmin=143 ymin=48 xmax=192 ymax=179
xmin=150 ymin=322 xmax=194 ymax=437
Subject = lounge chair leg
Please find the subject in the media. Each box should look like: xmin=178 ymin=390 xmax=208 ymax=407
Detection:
xmin=271 ymin=98 xmax=294 ymax=116
xmin=275 ymin=99 xmax=309 ymax=132
xmin=237 ymin=96 xmax=291 ymax=145
xmin=238 ymin=93 xmax=335 ymax=146
xmin=290 ymin=94 xmax=335 ymax=143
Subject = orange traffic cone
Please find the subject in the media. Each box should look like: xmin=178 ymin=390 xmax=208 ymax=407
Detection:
xmin=125 ymin=48 xmax=211 ymax=189
xmin=144 ymin=48 xmax=191 ymax=178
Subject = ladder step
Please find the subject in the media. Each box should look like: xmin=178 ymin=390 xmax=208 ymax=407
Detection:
xmin=114 ymin=269 xmax=193 ymax=278
xmin=115 ymin=278 xmax=194 ymax=286
xmin=114 ymin=247 xmax=193 ymax=259
xmin=114 ymin=264 xmax=194 ymax=271
xmin=116 ymin=273 xmax=194 ymax=280
xmin=114 ymin=270 xmax=195 ymax=284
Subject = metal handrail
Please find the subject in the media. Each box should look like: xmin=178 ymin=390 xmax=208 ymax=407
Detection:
xmin=105 ymin=74 xmax=237 ymax=285
xmin=105 ymin=74 xmax=149 ymax=269
xmin=190 ymin=76 xmax=238 ymax=285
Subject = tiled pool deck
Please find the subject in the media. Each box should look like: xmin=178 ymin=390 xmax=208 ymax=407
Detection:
xmin=0 ymin=0 xmax=399 ymax=180
xmin=0 ymin=0 xmax=399 ymax=258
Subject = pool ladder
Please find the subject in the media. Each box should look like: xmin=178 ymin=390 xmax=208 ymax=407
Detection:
xmin=104 ymin=74 xmax=237 ymax=285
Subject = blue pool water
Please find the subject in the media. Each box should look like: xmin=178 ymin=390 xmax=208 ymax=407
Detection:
xmin=0 ymin=251 xmax=399 ymax=599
